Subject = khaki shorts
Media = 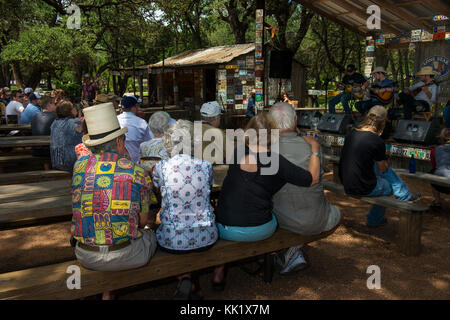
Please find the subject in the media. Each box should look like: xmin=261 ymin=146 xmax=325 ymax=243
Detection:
xmin=323 ymin=204 xmax=341 ymax=232
xmin=75 ymin=229 xmax=157 ymax=272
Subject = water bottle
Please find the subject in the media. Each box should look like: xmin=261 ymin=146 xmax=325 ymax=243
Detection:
xmin=409 ymin=155 xmax=416 ymax=173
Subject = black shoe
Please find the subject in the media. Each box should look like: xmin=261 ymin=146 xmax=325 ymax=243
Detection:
xmin=173 ymin=278 xmax=191 ymax=300
xmin=212 ymin=267 xmax=228 ymax=292
xmin=407 ymin=193 xmax=422 ymax=203
xmin=367 ymin=218 xmax=388 ymax=228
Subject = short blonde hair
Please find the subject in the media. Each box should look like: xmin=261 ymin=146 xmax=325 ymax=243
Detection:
xmin=244 ymin=112 xmax=279 ymax=147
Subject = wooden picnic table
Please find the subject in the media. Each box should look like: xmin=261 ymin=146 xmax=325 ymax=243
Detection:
xmin=0 ymin=124 xmax=32 ymax=133
xmin=0 ymin=136 xmax=50 ymax=148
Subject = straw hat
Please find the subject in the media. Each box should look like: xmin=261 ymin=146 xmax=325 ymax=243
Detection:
xmin=416 ymin=66 xmax=438 ymax=76
xmin=372 ymin=66 xmax=387 ymax=75
xmin=82 ymin=102 xmax=128 ymax=147
xmin=94 ymin=93 xmax=110 ymax=104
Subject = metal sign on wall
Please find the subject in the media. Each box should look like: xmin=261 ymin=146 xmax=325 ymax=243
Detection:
xmin=420 ymin=55 xmax=450 ymax=77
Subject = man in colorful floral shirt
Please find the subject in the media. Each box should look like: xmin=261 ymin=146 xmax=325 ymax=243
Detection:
xmin=71 ymin=102 xmax=157 ymax=299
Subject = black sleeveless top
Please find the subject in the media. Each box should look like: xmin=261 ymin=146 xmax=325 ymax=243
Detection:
xmin=216 ymin=145 xmax=312 ymax=227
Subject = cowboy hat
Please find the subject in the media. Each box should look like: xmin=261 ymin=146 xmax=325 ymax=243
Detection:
xmin=82 ymin=102 xmax=128 ymax=147
xmin=372 ymin=66 xmax=387 ymax=75
xmin=94 ymin=93 xmax=110 ymax=104
xmin=416 ymin=66 xmax=438 ymax=76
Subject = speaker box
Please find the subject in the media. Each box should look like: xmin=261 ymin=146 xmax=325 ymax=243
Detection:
xmin=318 ymin=114 xmax=353 ymax=134
xmin=393 ymin=120 xmax=436 ymax=145
xmin=296 ymin=110 xmax=322 ymax=129
xmin=269 ymin=50 xmax=293 ymax=79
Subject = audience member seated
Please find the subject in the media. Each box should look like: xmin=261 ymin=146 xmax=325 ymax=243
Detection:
xmin=212 ymin=112 xmax=320 ymax=289
xmin=269 ymin=103 xmax=341 ymax=274
xmin=31 ymin=95 xmax=57 ymax=161
xmin=117 ymin=95 xmax=151 ymax=163
xmin=50 ymin=101 xmax=83 ymax=171
xmin=20 ymin=92 xmax=42 ymax=124
xmin=5 ymin=90 xmax=24 ymax=124
xmin=152 ymin=119 xmax=218 ymax=300
xmin=139 ymin=111 xmax=170 ymax=172
xmin=339 ymin=106 xmax=421 ymax=227
xmin=199 ymin=101 xmax=228 ymax=164
xmin=443 ymin=100 xmax=450 ymax=128
xmin=71 ymin=102 xmax=157 ymax=300
xmin=430 ymin=128 xmax=450 ymax=210
xmin=74 ymin=119 xmax=92 ymax=159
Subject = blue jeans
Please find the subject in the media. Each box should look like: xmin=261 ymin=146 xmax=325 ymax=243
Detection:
xmin=217 ymin=214 xmax=277 ymax=242
xmin=365 ymin=165 xmax=412 ymax=226
xmin=328 ymin=92 xmax=352 ymax=114
xmin=444 ymin=106 xmax=450 ymax=128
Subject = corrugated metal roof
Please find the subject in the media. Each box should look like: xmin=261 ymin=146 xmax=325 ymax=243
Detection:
xmin=150 ymin=43 xmax=255 ymax=68
xmin=298 ymin=0 xmax=450 ymax=37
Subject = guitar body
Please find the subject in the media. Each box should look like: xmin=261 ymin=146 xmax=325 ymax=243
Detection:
xmin=369 ymin=86 xmax=394 ymax=104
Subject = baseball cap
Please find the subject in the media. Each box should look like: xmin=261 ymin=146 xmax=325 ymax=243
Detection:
xmin=24 ymin=87 xmax=33 ymax=96
xmin=28 ymin=92 xmax=41 ymax=100
xmin=200 ymin=101 xmax=223 ymax=117
xmin=347 ymin=64 xmax=356 ymax=72
xmin=367 ymin=105 xmax=387 ymax=120
xmin=121 ymin=95 xmax=140 ymax=109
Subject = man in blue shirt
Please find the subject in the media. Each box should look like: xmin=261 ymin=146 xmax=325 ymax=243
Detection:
xmin=246 ymin=90 xmax=256 ymax=118
xmin=355 ymin=67 xmax=394 ymax=115
xmin=20 ymin=92 xmax=42 ymax=124
xmin=117 ymin=95 xmax=152 ymax=163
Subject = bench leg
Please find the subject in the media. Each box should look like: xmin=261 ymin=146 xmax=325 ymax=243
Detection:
xmin=398 ymin=211 xmax=423 ymax=256
xmin=332 ymin=163 xmax=340 ymax=183
xmin=263 ymin=253 xmax=274 ymax=283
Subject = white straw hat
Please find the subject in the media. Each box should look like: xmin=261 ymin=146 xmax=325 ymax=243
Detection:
xmin=82 ymin=102 xmax=128 ymax=147
xmin=372 ymin=66 xmax=387 ymax=75
xmin=416 ymin=66 xmax=438 ymax=76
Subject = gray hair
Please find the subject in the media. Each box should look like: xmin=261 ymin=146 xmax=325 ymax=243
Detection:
xmin=149 ymin=111 xmax=171 ymax=137
xmin=89 ymin=135 xmax=124 ymax=154
xmin=163 ymin=119 xmax=195 ymax=157
xmin=269 ymin=102 xmax=296 ymax=130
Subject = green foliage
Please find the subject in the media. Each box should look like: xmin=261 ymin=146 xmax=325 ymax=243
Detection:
xmin=54 ymin=80 xmax=82 ymax=99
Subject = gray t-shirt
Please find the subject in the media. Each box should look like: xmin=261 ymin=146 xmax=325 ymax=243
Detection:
xmin=409 ymin=81 xmax=438 ymax=107
xmin=434 ymin=144 xmax=450 ymax=178
xmin=273 ymin=132 xmax=338 ymax=235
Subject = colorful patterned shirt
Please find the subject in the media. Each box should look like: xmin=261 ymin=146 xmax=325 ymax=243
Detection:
xmin=152 ymin=154 xmax=218 ymax=251
xmin=71 ymin=151 xmax=155 ymax=245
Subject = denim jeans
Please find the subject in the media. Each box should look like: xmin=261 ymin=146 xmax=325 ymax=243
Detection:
xmin=365 ymin=165 xmax=412 ymax=226
xmin=328 ymin=92 xmax=352 ymax=114
xmin=443 ymin=106 xmax=450 ymax=128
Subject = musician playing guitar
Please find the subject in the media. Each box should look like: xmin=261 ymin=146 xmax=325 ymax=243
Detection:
xmin=397 ymin=66 xmax=439 ymax=119
xmin=329 ymin=64 xmax=369 ymax=114
xmin=355 ymin=66 xmax=394 ymax=115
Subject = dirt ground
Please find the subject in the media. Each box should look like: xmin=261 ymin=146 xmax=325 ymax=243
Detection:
xmin=0 ymin=172 xmax=449 ymax=300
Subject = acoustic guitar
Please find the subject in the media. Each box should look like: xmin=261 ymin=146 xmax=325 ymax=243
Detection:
xmin=369 ymin=83 xmax=398 ymax=104
xmin=336 ymin=82 xmax=366 ymax=100
xmin=408 ymin=72 xmax=450 ymax=97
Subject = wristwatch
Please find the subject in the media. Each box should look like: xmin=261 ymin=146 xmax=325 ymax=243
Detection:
xmin=311 ymin=151 xmax=321 ymax=158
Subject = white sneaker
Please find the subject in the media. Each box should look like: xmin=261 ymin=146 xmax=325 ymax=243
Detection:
xmin=278 ymin=248 xmax=309 ymax=275
xmin=275 ymin=247 xmax=299 ymax=271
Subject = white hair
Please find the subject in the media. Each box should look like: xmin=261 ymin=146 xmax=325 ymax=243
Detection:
xmin=149 ymin=111 xmax=170 ymax=137
xmin=163 ymin=119 xmax=194 ymax=157
xmin=269 ymin=102 xmax=296 ymax=130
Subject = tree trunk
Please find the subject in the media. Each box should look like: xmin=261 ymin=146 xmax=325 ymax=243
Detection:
xmin=375 ymin=46 xmax=389 ymax=70
xmin=11 ymin=63 xmax=24 ymax=90
xmin=398 ymin=50 xmax=405 ymax=90
xmin=404 ymin=49 xmax=411 ymax=88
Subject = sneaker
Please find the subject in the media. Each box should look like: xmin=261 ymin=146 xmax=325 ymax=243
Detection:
xmin=276 ymin=247 xmax=309 ymax=275
xmin=407 ymin=193 xmax=422 ymax=203
xmin=274 ymin=247 xmax=298 ymax=271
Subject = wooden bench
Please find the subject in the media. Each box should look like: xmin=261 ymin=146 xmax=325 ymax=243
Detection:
xmin=323 ymin=180 xmax=428 ymax=256
xmin=0 ymin=227 xmax=339 ymax=300
xmin=0 ymin=170 xmax=70 ymax=185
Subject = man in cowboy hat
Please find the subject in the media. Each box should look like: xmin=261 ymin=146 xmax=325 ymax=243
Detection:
xmin=397 ymin=66 xmax=439 ymax=119
xmin=71 ymin=102 xmax=157 ymax=299
xmin=329 ymin=64 xmax=369 ymax=114
xmin=355 ymin=66 xmax=395 ymax=115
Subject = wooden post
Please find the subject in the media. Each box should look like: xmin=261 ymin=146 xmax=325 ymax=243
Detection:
xmin=263 ymin=253 xmax=274 ymax=283
xmin=398 ymin=211 xmax=423 ymax=256
xmin=333 ymin=163 xmax=340 ymax=183
xmin=138 ymin=75 xmax=144 ymax=103
xmin=173 ymin=70 xmax=179 ymax=107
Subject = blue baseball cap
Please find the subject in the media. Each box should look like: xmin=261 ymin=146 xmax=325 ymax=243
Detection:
xmin=121 ymin=96 xmax=141 ymax=109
